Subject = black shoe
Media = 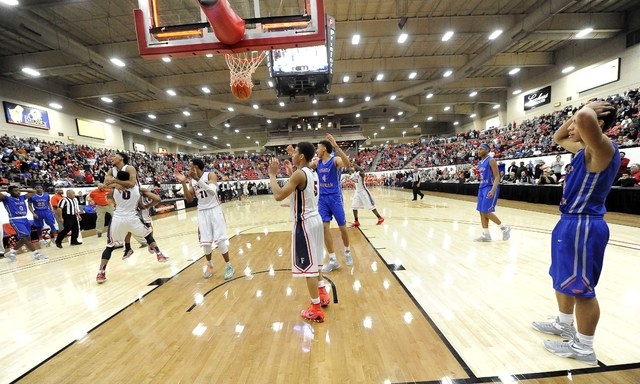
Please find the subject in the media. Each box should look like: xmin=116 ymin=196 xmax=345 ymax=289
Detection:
xmin=70 ymin=242 xmax=83 ymax=246
xmin=97 ymin=233 xmax=102 ymax=238
xmin=55 ymin=243 xmax=63 ymax=248
xmin=411 ymin=199 xmax=417 ymax=201
xmin=420 ymin=194 xmax=424 ymax=200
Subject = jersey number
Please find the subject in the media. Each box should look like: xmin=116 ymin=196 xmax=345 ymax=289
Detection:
xmin=313 ymin=180 xmax=318 ymax=196
xmin=121 ymin=190 xmax=131 ymax=200
xmin=199 ymin=190 xmax=208 ymax=199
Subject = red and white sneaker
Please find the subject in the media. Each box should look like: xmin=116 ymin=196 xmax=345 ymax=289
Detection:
xmin=349 ymin=221 xmax=360 ymax=228
xmin=301 ymin=303 xmax=325 ymax=322
xmin=319 ymin=289 xmax=330 ymax=307
xmin=203 ymin=264 xmax=214 ymax=279
xmin=96 ymin=270 xmax=106 ymax=284
xmin=156 ymin=251 xmax=168 ymax=262
xmin=377 ymin=217 xmax=385 ymax=225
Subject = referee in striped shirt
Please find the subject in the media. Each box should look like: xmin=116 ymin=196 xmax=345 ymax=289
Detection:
xmin=55 ymin=190 xmax=83 ymax=248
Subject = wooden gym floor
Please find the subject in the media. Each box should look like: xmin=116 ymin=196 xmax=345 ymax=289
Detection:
xmin=1 ymin=188 xmax=639 ymax=384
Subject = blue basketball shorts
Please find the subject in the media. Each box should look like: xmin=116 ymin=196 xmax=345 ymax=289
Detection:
xmin=318 ymin=193 xmax=347 ymax=227
xmin=476 ymin=186 xmax=499 ymax=213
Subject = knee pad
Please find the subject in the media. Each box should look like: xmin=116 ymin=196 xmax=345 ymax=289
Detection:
xmin=202 ymin=244 xmax=213 ymax=255
xmin=217 ymin=240 xmax=229 ymax=254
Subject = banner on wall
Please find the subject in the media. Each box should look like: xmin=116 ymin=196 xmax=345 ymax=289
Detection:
xmin=523 ymin=86 xmax=551 ymax=111
xmin=3 ymin=101 xmax=51 ymax=129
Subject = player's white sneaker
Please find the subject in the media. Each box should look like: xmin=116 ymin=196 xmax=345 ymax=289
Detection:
xmin=345 ymin=250 xmax=353 ymax=266
xmin=502 ymin=225 xmax=511 ymax=240
xmin=5 ymin=250 xmax=17 ymax=262
xmin=322 ymin=260 xmax=340 ymax=273
xmin=474 ymin=234 xmax=491 ymax=242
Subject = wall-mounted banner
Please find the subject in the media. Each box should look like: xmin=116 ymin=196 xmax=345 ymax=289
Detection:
xmin=523 ymin=86 xmax=551 ymax=111
xmin=3 ymin=101 xmax=51 ymax=129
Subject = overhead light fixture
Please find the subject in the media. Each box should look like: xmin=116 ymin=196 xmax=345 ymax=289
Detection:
xmin=227 ymin=107 xmax=234 ymax=112
xmin=453 ymin=121 xmax=459 ymax=125
xmin=267 ymin=80 xmax=274 ymax=87
xmin=279 ymin=101 xmax=285 ymax=107
xmin=408 ymin=72 xmax=417 ymax=79
xmin=390 ymin=95 xmax=397 ymax=100
xmin=226 ymin=143 xmax=231 ymax=147
xmin=224 ymin=121 xmax=231 ymax=127
xmin=376 ymin=73 xmax=384 ymax=81
xmin=351 ymin=34 xmax=360 ymax=45
xmin=213 ymin=136 xmax=218 ymax=140
xmin=380 ymin=126 xmax=385 ymax=130
xmin=488 ymin=30 xmax=503 ymax=40
xmin=470 ymin=113 xmax=477 ymax=118
xmin=182 ymin=110 xmax=190 ymax=116
xmin=21 ymin=67 xmax=40 ymax=77
xmin=469 ymin=91 xmax=477 ymax=97
xmin=442 ymin=31 xmax=454 ymax=42
xmin=202 ymin=145 xmax=207 ymax=148
xmin=398 ymin=111 xmax=404 ymax=116
xmin=234 ymin=129 xmax=239 ymax=133
xmin=255 ymin=141 xmax=259 ymax=144
xmin=356 ymin=113 xmax=360 ymax=118
xmin=0 ymin=0 xmax=19 ymax=5
xmin=143 ymin=128 xmax=151 ymax=133
xmin=246 ymin=136 xmax=251 ymax=139
xmin=509 ymin=68 xmax=521 ymax=75
xmin=252 ymin=104 xmax=259 ymax=109
xmin=266 ymin=119 xmax=272 ymax=123
xmin=443 ymin=106 xmax=450 ymax=111
xmin=338 ymin=97 xmax=344 ymax=102
xmin=148 ymin=114 xmax=157 ymax=119
xmin=162 ymin=57 xmax=171 ymax=63
xmin=110 ymin=58 xmax=126 ymax=67
xmin=562 ymin=66 xmax=575 ymax=74
xmin=343 ymin=75 xmax=350 ymax=82
xmin=205 ymin=53 xmax=213 ymax=58
xmin=512 ymin=89 xmax=522 ymax=95
xmin=187 ymin=140 xmax=192 ymax=144
xmin=49 ymin=102 xmax=62 ymax=110
xmin=166 ymin=89 xmax=176 ymax=96
xmin=313 ymin=112 xmax=318 ymax=116
xmin=312 ymin=98 xmax=317 ymax=104
xmin=197 ymin=132 xmax=203 ymax=136
xmin=101 ymin=96 xmax=113 ymax=103
xmin=443 ymin=70 xmax=453 ymax=77
xmin=174 ymin=124 xmax=181 ymax=128
xmin=426 ymin=93 xmax=434 ymax=99
xmin=166 ymin=135 xmax=173 ymax=139
xmin=575 ymin=27 xmax=593 ymax=38
xmin=493 ymin=104 xmax=500 ymax=109
xmin=397 ymin=33 xmax=408 ymax=44
xmin=427 ymin=116 xmax=433 ymax=121
xmin=365 ymin=96 xmax=371 ymax=102
xmin=105 ymin=118 xmax=116 ymax=124
xmin=201 ymin=86 xmax=211 ymax=94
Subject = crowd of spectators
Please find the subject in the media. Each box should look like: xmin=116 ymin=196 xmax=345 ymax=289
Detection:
xmin=2 ymin=90 xmax=640 ymax=190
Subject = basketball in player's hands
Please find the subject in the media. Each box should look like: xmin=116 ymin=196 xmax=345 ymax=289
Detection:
xmin=231 ymin=82 xmax=251 ymax=100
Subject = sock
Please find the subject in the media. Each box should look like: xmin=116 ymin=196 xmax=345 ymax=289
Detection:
xmin=226 ymin=261 xmax=231 ymax=267
xmin=500 ymin=224 xmax=507 ymax=230
xmin=328 ymin=252 xmax=336 ymax=261
xmin=310 ymin=297 xmax=320 ymax=305
xmin=207 ymin=260 xmax=214 ymax=267
xmin=345 ymin=246 xmax=350 ymax=253
xmin=318 ymin=280 xmax=326 ymax=289
xmin=558 ymin=312 xmax=574 ymax=325
xmin=482 ymin=229 xmax=490 ymax=236
xmin=575 ymin=332 xmax=594 ymax=351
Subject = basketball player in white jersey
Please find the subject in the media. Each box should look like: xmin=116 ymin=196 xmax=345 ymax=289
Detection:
xmin=349 ymin=160 xmax=384 ymax=227
xmin=96 ymin=152 xmax=167 ymax=284
xmin=122 ymin=187 xmax=162 ymax=259
xmin=268 ymin=142 xmax=328 ymax=322
xmin=174 ymin=159 xmax=234 ymax=280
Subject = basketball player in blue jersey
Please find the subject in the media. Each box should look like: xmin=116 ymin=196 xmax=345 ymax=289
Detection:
xmin=96 ymin=152 xmax=167 ymax=284
xmin=28 ymin=184 xmax=58 ymax=247
xmin=473 ymin=143 xmax=511 ymax=242
xmin=349 ymin=160 xmax=384 ymax=227
xmin=308 ymin=133 xmax=351 ymax=272
xmin=174 ymin=159 xmax=234 ymax=280
xmin=532 ymin=100 xmax=620 ymax=366
xmin=0 ymin=186 xmax=47 ymax=261
xmin=269 ymin=142 xmax=328 ymax=322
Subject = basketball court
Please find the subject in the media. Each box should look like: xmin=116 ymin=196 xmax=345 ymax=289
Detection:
xmin=2 ymin=188 xmax=640 ymax=383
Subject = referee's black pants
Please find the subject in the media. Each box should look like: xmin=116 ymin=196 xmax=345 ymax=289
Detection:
xmin=56 ymin=215 xmax=80 ymax=245
xmin=412 ymin=183 xmax=424 ymax=200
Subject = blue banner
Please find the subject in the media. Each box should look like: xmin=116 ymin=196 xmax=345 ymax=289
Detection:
xmin=3 ymin=101 xmax=51 ymax=130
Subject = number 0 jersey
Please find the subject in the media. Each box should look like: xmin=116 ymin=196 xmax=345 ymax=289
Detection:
xmin=112 ymin=165 xmax=141 ymax=217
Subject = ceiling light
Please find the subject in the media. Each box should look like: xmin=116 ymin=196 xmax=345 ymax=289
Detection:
xmin=110 ymin=58 xmax=126 ymax=67
xmin=397 ymin=33 xmax=408 ymax=44
xmin=390 ymin=118 xmax=395 ymax=122
xmin=398 ymin=111 xmax=404 ymax=116
xmin=279 ymin=101 xmax=285 ymax=107
xmin=365 ymin=96 xmax=371 ymax=101
xmin=143 ymin=128 xmax=150 ymax=133
xmin=356 ymin=113 xmax=360 ymax=118
xmin=562 ymin=66 xmax=575 ymax=74
xmin=187 ymin=140 xmax=192 ymax=144
xmin=390 ymin=95 xmax=396 ymax=100
xmin=352 ymin=34 xmax=360 ymax=45
xmin=380 ymin=126 xmax=385 ymax=130
xmin=266 ymin=119 xmax=272 ymax=123
xmin=197 ymin=132 xmax=203 ymax=136
xmin=226 ymin=143 xmax=231 ymax=147
xmin=268 ymin=80 xmax=274 ymax=87
xmin=444 ymin=106 xmax=450 ymax=111
xmin=213 ymin=136 xmax=218 ymax=140
xmin=312 ymin=98 xmax=317 ymax=104
xmin=252 ymin=104 xmax=259 ymax=109
xmin=49 ymin=102 xmax=62 ymax=110
xmin=413 ymin=124 xmax=418 ymax=128
xmin=512 ymin=89 xmax=522 ymax=95
xmin=205 ymin=53 xmax=213 ymax=58
xmin=234 ymin=129 xmax=239 ymax=133
xmin=493 ymin=104 xmax=500 ymax=109
xmin=105 ymin=118 xmax=116 ymax=124
xmin=201 ymin=87 xmax=211 ymax=94
xmin=376 ymin=73 xmax=384 ymax=81
xmin=453 ymin=121 xmax=459 ymax=125
xmin=488 ymin=30 xmax=503 ymax=40
xmin=338 ymin=97 xmax=344 ymax=102
xmin=174 ymin=124 xmax=181 ymax=128
xmin=21 ymin=67 xmax=40 ymax=77
xmin=166 ymin=135 xmax=173 ymax=139
xmin=183 ymin=111 xmax=190 ymax=116
xmin=166 ymin=89 xmax=176 ymax=96
xmin=255 ymin=141 xmax=259 ymax=144
xmin=162 ymin=57 xmax=171 ymax=63
xmin=443 ymin=70 xmax=453 ymax=77
xmin=0 ymin=0 xmax=19 ymax=5
xmin=313 ymin=112 xmax=318 ymax=116
xmin=343 ymin=75 xmax=350 ymax=82
xmin=470 ymin=114 xmax=477 ymax=118
xmin=148 ymin=114 xmax=156 ymax=119
xmin=373 ymin=132 xmax=377 ymax=136
xmin=426 ymin=93 xmax=433 ymax=99
xmin=509 ymin=68 xmax=521 ymax=75
xmin=246 ymin=136 xmax=250 ymax=139
xmin=469 ymin=91 xmax=477 ymax=97
xmin=442 ymin=31 xmax=454 ymax=41
xmin=427 ymin=116 xmax=433 ymax=121
xmin=227 ymin=107 xmax=234 ymax=112
xmin=408 ymin=72 xmax=417 ymax=79
xmin=101 ymin=96 xmax=113 ymax=103
xmin=224 ymin=122 xmax=231 ymax=127
xmin=202 ymin=145 xmax=207 ymax=148
xmin=575 ymin=27 xmax=593 ymax=38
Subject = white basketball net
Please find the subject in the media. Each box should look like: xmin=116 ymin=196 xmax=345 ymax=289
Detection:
xmin=224 ymin=51 xmax=266 ymax=89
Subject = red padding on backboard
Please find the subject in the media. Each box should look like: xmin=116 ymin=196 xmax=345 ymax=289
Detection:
xmin=199 ymin=0 xmax=246 ymax=45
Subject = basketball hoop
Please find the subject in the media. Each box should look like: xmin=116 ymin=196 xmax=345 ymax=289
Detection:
xmin=224 ymin=51 xmax=266 ymax=100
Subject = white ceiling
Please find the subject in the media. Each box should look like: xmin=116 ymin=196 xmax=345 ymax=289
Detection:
xmin=0 ymin=0 xmax=638 ymax=152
